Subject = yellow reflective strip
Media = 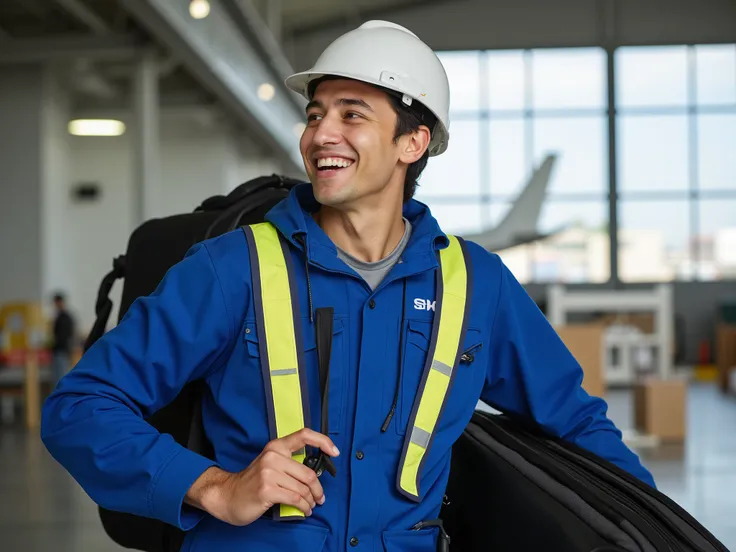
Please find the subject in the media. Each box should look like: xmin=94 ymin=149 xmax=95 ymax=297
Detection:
xmin=250 ymin=223 xmax=307 ymax=519
xmin=414 ymin=369 xmax=451 ymax=436
xmin=434 ymin=235 xmax=467 ymax=368
xmin=251 ymin=223 xmax=305 ymax=440
xmin=399 ymin=442 xmax=425 ymax=497
xmin=399 ymin=235 xmax=468 ymax=498
xmin=280 ymin=503 xmax=304 ymax=518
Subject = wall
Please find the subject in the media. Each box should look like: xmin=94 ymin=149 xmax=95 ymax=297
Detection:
xmin=287 ymin=0 xmax=736 ymax=70
xmin=0 ymin=65 xmax=45 ymax=306
xmin=41 ymin=66 xmax=74 ymax=304
xmin=65 ymin=114 xmax=288 ymax=334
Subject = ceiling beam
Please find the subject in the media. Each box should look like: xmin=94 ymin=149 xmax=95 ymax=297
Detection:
xmin=123 ymin=0 xmax=305 ymax=173
xmin=55 ymin=0 xmax=109 ymax=35
xmin=0 ymin=35 xmax=143 ymax=64
xmin=220 ymin=0 xmax=296 ymax=80
xmin=287 ymin=0 xmax=453 ymax=38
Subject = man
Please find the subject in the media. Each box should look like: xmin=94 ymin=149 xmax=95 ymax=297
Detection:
xmin=50 ymin=292 xmax=75 ymax=385
xmin=41 ymin=20 xmax=654 ymax=551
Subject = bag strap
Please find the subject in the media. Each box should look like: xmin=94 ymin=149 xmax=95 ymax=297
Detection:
xmin=83 ymin=255 xmax=126 ymax=353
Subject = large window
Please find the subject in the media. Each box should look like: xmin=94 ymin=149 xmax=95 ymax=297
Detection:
xmin=417 ymin=43 xmax=736 ymax=283
xmin=616 ymin=44 xmax=736 ymax=282
xmin=417 ymin=47 xmax=609 ymax=283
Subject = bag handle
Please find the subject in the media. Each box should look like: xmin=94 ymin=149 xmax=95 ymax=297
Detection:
xmin=83 ymin=255 xmax=126 ymax=353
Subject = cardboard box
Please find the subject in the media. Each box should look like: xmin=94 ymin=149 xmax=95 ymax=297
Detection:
xmin=716 ymin=324 xmax=736 ymax=394
xmin=633 ymin=377 xmax=687 ymax=441
xmin=556 ymin=324 xmax=606 ymax=398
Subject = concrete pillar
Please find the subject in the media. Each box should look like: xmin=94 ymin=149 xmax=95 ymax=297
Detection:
xmin=0 ymin=63 xmax=72 ymax=306
xmin=132 ymin=51 xmax=161 ymax=224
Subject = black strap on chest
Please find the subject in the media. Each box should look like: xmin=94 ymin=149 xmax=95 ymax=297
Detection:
xmin=304 ymin=307 xmax=337 ymax=478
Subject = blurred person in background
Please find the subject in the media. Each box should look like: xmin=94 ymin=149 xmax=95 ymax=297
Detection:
xmin=51 ymin=291 xmax=75 ymax=385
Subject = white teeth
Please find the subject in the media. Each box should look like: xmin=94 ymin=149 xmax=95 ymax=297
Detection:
xmin=317 ymin=157 xmax=353 ymax=168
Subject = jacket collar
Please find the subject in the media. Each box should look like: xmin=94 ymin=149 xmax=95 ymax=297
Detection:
xmin=265 ymin=183 xmax=449 ymax=275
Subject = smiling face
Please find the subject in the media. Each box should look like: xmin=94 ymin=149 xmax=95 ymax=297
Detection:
xmin=300 ymin=78 xmax=428 ymax=210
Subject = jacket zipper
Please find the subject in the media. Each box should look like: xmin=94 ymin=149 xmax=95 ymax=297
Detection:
xmin=460 ymin=342 xmax=483 ymax=364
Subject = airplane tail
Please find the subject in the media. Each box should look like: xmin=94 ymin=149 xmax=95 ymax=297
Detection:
xmin=464 ymin=154 xmax=558 ymax=252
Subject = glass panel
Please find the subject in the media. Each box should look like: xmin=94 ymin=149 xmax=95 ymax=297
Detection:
xmin=488 ymin=118 xmax=526 ymax=197
xmin=487 ymin=50 xmax=525 ymax=111
xmin=531 ymin=48 xmax=606 ymax=110
xmin=424 ymin=202 xmax=484 ymax=236
xmin=698 ymin=113 xmax=736 ymax=191
xmin=696 ymin=44 xmax=736 ymax=105
xmin=618 ymin=200 xmax=690 ymax=282
xmin=539 ymin=201 xmax=609 ymax=283
xmin=497 ymin=245 xmax=535 ymax=284
xmin=417 ymin=120 xmax=481 ymax=197
xmin=533 ymin=116 xmax=607 ymax=194
xmin=699 ymin=199 xmax=736 ymax=280
xmin=493 ymin=201 xmax=609 ymax=283
xmin=616 ymin=46 xmax=688 ymax=108
xmin=438 ymin=51 xmax=481 ymax=111
xmin=617 ymin=115 xmax=689 ymax=192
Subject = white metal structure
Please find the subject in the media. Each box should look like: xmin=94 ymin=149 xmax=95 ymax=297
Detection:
xmin=547 ymin=284 xmax=674 ymax=385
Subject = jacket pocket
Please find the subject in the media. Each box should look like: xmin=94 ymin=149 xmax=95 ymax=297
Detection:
xmin=187 ymin=516 xmax=329 ymax=552
xmin=397 ymin=319 xmax=483 ymax=436
xmin=244 ymin=318 xmax=348 ymax=434
xmin=382 ymin=526 xmax=439 ymax=552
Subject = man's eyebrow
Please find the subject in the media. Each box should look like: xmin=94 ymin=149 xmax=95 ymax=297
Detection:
xmin=306 ymin=99 xmax=323 ymax=113
xmin=337 ymin=98 xmax=373 ymax=111
xmin=305 ymin=98 xmax=374 ymax=113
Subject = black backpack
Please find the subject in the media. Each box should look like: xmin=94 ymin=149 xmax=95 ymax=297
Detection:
xmin=84 ymin=174 xmax=301 ymax=552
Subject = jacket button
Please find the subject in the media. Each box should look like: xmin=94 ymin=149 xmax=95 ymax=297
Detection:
xmin=356 ymin=451 xmax=364 ymax=460
xmin=350 ymin=537 xmax=359 ymax=547
xmin=368 ymin=299 xmax=376 ymax=309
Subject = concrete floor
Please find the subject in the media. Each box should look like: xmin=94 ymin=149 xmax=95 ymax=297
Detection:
xmin=0 ymin=382 xmax=734 ymax=551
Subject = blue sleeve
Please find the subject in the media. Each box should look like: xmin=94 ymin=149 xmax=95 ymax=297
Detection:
xmin=479 ymin=259 xmax=656 ymax=488
xmin=41 ymin=242 xmax=238 ymax=530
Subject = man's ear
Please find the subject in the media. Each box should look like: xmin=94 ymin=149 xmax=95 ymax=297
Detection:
xmin=399 ymin=125 xmax=431 ymax=164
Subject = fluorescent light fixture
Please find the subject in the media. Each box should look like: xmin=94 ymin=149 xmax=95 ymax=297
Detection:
xmin=68 ymin=119 xmax=126 ymax=136
xmin=189 ymin=0 xmax=210 ymax=19
xmin=293 ymin=122 xmax=306 ymax=137
xmin=258 ymin=83 xmax=275 ymax=101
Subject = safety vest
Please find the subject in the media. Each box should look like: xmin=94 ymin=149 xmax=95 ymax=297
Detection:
xmin=243 ymin=222 xmax=471 ymax=518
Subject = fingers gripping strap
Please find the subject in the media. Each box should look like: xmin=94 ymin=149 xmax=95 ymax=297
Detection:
xmin=245 ymin=223 xmax=309 ymax=520
xmin=398 ymin=235 xmax=470 ymax=501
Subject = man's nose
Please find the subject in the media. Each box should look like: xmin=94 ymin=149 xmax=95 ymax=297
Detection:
xmin=312 ymin=115 xmax=342 ymax=146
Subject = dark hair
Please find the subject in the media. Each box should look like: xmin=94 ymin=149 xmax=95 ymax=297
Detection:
xmin=386 ymin=94 xmax=436 ymax=202
xmin=308 ymin=76 xmax=437 ymax=203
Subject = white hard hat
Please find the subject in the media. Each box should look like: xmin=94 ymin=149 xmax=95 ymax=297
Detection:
xmin=285 ymin=20 xmax=450 ymax=156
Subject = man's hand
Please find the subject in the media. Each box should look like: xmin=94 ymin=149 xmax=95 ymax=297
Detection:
xmin=184 ymin=428 xmax=339 ymax=526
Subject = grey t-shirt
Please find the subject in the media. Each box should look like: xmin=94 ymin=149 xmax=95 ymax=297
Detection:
xmin=336 ymin=219 xmax=412 ymax=290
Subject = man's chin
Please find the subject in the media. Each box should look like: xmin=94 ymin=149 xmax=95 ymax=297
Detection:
xmin=311 ymin=178 xmax=352 ymax=207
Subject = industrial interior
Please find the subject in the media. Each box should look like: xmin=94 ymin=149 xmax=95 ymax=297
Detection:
xmin=0 ymin=0 xmax=735 ymax=550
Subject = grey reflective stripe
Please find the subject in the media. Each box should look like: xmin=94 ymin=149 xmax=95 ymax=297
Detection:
xmin=410 ymin=426 xmax=431 ymax=449
xmin=431 ymin=359 xmax=452 ymax=377
xmin=271 ymin=368 xmax=297 ymax=376
xmin=294 ymin=447 xmax=306 ymax=457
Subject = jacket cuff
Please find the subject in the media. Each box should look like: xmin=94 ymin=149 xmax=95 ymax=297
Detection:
xmin=149 ymin=447 xmax=218 ymax=530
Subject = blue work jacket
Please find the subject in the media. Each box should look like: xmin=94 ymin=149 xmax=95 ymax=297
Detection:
xmin=41 ymin=183 xmax=655 ymax=552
